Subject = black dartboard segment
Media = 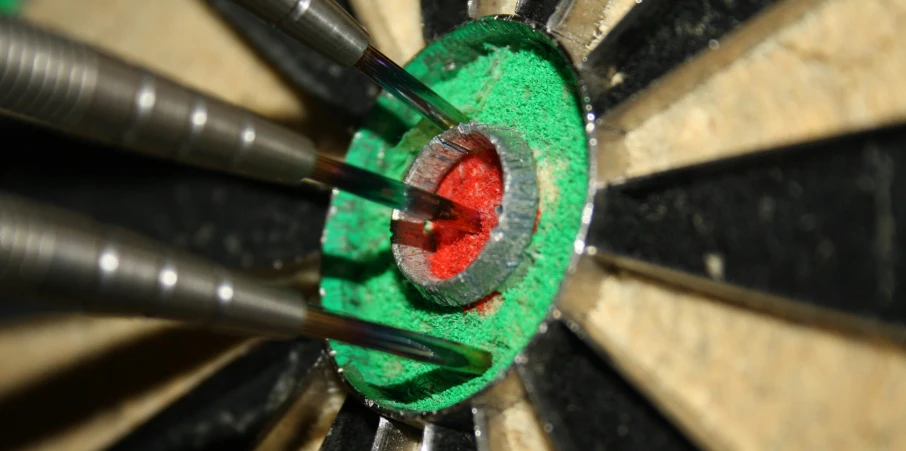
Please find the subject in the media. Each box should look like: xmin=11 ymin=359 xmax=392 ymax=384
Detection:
xmin=514 ymin=0 xmax=562 ymax=24
xmin=320 ymin=398 xmax=382 ymax=451
xmin=420 ymin=0 xmax=470 ymax=43
xmin=517 ymin=322 xmax=697 ymax=451
xmin=586 ymin=0 xmax=779 ymax=113
xmin=590 ymin=123 xmax=906 ymax=331
xmin=422 ymin=423 xmax=477 ymax=451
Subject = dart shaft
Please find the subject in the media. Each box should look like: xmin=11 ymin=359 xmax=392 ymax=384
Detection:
xmin=356 ymin=46 xmax=468 ymax=129
xmin=0 ymin=194 xmax=491 ymax=374
xmin=0 ymin=18 xmax=480 ymax=233
xmin=228 ymin=0 xmax=468 ymax=129
xmin=311 ymin=155 xmax=481 ymax=233
xmin=304 ymin=309 xmax=491 ymax=374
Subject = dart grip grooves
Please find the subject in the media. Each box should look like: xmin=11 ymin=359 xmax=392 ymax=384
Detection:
xmin=229 ymin=0 xmax=369 ymax=67
xmin=0 ymin=194 xmax=308 ymax=336
xmin=0 ymin=17 xmax=316 ymax=185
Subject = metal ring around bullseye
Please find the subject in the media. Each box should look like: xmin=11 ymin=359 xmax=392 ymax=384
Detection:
xmin=390 ymin=121 xmax=539 ymax=307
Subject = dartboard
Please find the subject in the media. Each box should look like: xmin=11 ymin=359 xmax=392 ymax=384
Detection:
xmin=2 ymin=0 xmax=905 ymax=450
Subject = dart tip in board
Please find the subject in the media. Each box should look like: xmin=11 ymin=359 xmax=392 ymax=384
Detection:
xmin=310 ymin=154 xmax=482 ymax=234
xmin=304 ymin=307 xmax=492 ymax=375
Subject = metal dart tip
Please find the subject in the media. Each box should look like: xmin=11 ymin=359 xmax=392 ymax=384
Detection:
xmin=304 ymin=308 xmax=492 ymax=375
xmin=310 ymin=155 xmax=482 ymax=234
xmin=422 ymin=194 xmax=483 ymax=234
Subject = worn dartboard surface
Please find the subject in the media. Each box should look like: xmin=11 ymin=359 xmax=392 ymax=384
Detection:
xmin=2 ymin=0 xmax=906 ymax=450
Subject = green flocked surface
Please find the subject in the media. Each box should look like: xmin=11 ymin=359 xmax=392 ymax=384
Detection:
xmin=321 ymin=19 xmax=588 ymax=412
xmin=0 ymin=0 xmax=22 ymax=15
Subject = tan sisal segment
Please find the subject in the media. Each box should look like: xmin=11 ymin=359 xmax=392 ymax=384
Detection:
xmin=596 ymin=0 xmax=906 ymax=184
xmin=559 ymin=257 xmax=906 ymax=450
xmin=468 ymin=0 xmax=520 ymax=18
xmin=349 ymin=0 xmax=426 ymax=64
xmin=473 ymin=371 xmax=554 ymax=451
xmin=23 ymin=0 xmax=309 ymax=122
xmin=549 ymin=0 xmax=640 ymax=63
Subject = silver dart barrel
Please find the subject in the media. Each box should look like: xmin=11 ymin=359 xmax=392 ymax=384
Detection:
xmin=0 ymin=17 xmax=316 ymax=185
xmin=0 ymin=193 xmax=310 ymax=335
xmin=0 ymin=194 xmax=492 ymax=374
xmin=227 ymin=0 xmax=468 ymax=129
xmin=233 ymin=0 xmax=369 ymax=67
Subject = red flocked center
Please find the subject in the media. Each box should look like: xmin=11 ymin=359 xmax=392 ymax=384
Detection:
xmin=429 ymin=149 xmax=504 ymax=279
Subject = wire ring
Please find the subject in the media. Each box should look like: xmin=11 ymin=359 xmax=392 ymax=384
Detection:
xmin=391 ymin=122 xmax=539 ymax=307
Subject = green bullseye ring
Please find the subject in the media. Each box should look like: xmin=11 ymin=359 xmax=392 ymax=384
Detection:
xmin=320 ymin=18 xmax=590 ymax=413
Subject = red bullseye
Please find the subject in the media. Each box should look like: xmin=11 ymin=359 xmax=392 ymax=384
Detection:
xmin=429 ymin=150 xmax=504 ymax=279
